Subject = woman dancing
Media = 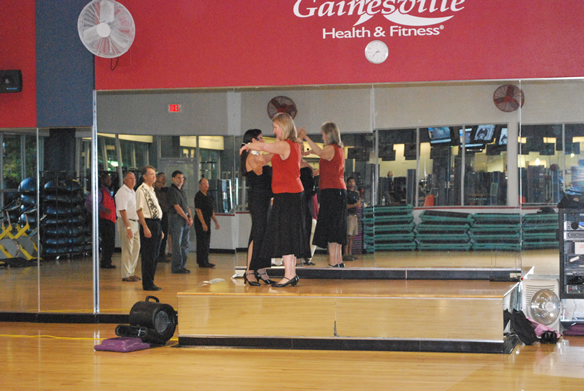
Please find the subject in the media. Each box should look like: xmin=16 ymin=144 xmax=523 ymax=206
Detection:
xmin=240 ymin=128 xmax=274 ymax=286
xmin=299 ymin=122 xmax=347 ymax=267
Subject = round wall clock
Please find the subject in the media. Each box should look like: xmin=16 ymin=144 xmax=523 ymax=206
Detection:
xmin=365 ymin=40 xmax=388 ymax=64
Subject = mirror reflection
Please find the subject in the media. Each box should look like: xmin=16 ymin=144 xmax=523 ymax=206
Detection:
xmin=4 ymin=80 xmax=584 ymax=314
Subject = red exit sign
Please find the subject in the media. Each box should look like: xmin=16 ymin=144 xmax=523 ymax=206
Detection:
xmin=168 ymin=104 xmax=181 ymax=113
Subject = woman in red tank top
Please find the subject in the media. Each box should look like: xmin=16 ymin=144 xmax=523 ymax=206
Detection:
xmin=240 ymin=113 xmax=310 ymax=287
xmin=299 ymin=122 xmax=348 ymax=267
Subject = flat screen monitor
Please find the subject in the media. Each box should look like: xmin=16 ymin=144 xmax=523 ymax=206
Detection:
xmin=486 ymin=144 xmax=506 ymax=156
xmin=471 ymin=125 xmax=496 ymax=143
xmin=347 ymin=147 xmax=369 ymax=161
xmin=461 ymin=128 xmax=484 ymax=149
xmin=567 ymin=142 xmax=581 ymax=155
xmin=404 ymin=143 xmax=417 ymax=160
xmin=379 ymin=145 xmax=396 ymax=161
xmin=497 ymin=127 xmax=508 ymax=145
xmin=430 ymin=145 xmax=450 ymax=159
xmin=428 ymin=127 xmax=452 ymax=145
xmin=525 ymin=137 xmax=544 ymax=152
xmin=540 ymin=143 xmax=555 ymax=156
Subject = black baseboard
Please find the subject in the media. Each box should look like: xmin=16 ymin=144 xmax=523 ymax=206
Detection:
xmin=177 ymin=334 xmax=519 ymax=354
xmin=0 ymin=312 xmax=129 ymax=324
xmin=265 ymin=267 xmax=521 ymax=281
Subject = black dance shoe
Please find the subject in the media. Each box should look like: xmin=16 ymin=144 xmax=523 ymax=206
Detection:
xmin=244 ymin=272 xmax=260 ymax=286
xmin=256 ymin=271 xmax=274 ymax=285
xmin=273 ymin=275 xmax=299 ymax=288
xmin=328 ymin=263 xmax=345 ymax=268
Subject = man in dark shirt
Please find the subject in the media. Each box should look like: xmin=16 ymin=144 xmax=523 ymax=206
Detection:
xmin=344 ymin=176 xmax=361 ymax=261
xmin=155 ymin=172 xmax=171 ymax=263
xmin=167 ymin=170 xmax=193 ymax=274
xmin=194 ymin=178 xmax=220 ymax=268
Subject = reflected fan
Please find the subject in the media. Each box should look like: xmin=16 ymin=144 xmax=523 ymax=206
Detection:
xmin=77 ymin=0 xmax=136 ymax=58
xmin=267 ymin=96 xmax=298 ymax=119
xmin=493 ymin=84 xmax=525 ymax=112
xmin=522 ymin=277 xmax=561 ymax=332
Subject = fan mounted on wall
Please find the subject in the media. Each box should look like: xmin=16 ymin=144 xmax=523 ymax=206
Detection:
xmin=267 ymin=96 xmax=298 ymax=119
xmin=77 ymin=0 xmax=135 ymax=58
xmin=493 ymin=84 xmax=525 ymax=112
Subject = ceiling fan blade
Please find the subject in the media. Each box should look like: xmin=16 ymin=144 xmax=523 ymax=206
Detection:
xmin=83 ymin=25 xmax=101 ymax=44
xmin=99 ymin=0 xmax=115 ymax=23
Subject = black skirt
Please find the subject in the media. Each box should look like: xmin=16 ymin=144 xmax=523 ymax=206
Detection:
xmin=313 ymin=188 xmax=347 ymax=248
xmin=259 ymin=192 xmax=311 ymax=259
xmin=248 ymin=191 xmax=272 ymax=270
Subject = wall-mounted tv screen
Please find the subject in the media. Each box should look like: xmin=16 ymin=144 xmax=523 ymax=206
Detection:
xmin=461 ymin=128 xmax=484 ymax=149
xmin=497 ymin=127 xmax=508 ymax=145
xmin=525 ymin=137 xmax=544 ymax=152
xmin=486 ymin=144 xmax=506 ymax=156
xmin=566 ymin=142 xmax=581 ymax=155
xmin=428 ymin=127 xmax=452 ymax=145
xmin=379 ymin=145 xmax=395 ymax=161
xmin=347 ymin=147 xmax=370 ymax=162
xmin=404 ymin=143 xmax=418 ymax=160
xmin=471 ymin=125 xmax=496 ymax=143
xmin=540 ymin=143 xmax=555 ymax=156
xmin=430 ymin=145 xmax=450 ymax=159
xmin=518 ymin=143 xmax=529 ymax=155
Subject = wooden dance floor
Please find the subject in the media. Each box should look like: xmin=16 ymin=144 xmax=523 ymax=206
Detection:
xmin=0 ymin=250 xmax=556 ymax=354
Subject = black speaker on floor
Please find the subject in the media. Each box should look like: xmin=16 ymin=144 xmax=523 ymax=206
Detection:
xmin=116 ymin=296 xmax=178 ymax=345
xmin=0 ymin=70 xmax=22 ymax=93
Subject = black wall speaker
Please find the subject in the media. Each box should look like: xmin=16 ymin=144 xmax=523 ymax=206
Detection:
xmin=0 ymin=70 xmax=23 ymax=93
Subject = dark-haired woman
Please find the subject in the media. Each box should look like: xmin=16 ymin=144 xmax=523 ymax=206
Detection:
xmin=241 ymin=129 xmax=274 ymax=286
xmin=241 ymin=113 xmax=310 ymax=287
xmin=299 ymin=122 xmax=347 ymax=267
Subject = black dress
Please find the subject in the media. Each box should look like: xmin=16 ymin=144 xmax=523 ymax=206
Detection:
xmin=247 ymin=166 xmax=273 ymax=270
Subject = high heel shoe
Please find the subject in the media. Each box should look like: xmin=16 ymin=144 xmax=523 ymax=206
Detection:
xmin=244 ymin=272 xmax=260 ymax=286
xmin=256 ymin=271 xmax=274 ymax=285
xmin=273 ymin=275 xmax=299 ymax=288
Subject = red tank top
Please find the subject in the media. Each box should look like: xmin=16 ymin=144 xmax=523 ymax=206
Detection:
xmin=271 ymin=140 xmax=303 ymax=194
xmin=99 ymin=187 xmax=117 ymax=223
xmin=319 ymin=144 xmax=346 ymax=190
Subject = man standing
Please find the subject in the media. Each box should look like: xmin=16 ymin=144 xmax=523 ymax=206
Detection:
xmin=136 ymin=165 xmax=164 ymax=291
xmin=154 ymin=172 xmax=171 ymax=263
xmin=115 ymin=172 xmax=141 ymax=282
xmin=167 ymin=170 xmax=193 ymax=274
xmin=194 ymin=178 xmax=220 ymax=268
xmin=99 ymin=173 xmax=116 ymax=269
xmin=344 ymin=176 xmax=361 ymax=262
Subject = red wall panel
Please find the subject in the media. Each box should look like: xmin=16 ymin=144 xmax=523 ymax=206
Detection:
xmin=0 ymin=0 xmax=36 ymax=128
xmin=95 ymin=0 xmax=584 ymax=91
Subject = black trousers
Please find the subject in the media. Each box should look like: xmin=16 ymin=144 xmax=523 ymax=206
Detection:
xmin=158 ymin=213 xmax=169 ymax=259
xmin=140 ymin=219 xmax=162 ymax=289
xmin=99 ymin=218 xmax=116 ymax=266
xmin=195 ymin=228 xmax=211 ymax=266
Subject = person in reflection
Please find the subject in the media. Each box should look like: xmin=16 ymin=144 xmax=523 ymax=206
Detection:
xmin=240 ymin=129 xmax=275 ymax=285
xmin=299 ymin=122 xmax=347 ymax=268
xmin=299 ymin=158 xmax=317 ymax=266
xmin=154 ymin=172 xmax=171 ymax=263
xmin=98 ymin=173 xmax=117 ymax=269
xmin=167 ymin=170 xmax=193 ymax=274
xmin=240 ymin=113 xmax=310 ymax=287
xmin=115 ymin=172 xmax=141 ymax=282
xmin=136 ymin=165 xmax=164 ymax=291
xmin=194 ymin=178 xmax=220 ymax=268
xmin=344 ymin=176 xmax=361 ymax=262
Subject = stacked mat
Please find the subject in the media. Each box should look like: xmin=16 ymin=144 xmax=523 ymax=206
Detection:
xmin=522 ymin=212 xmax=559 ymax=249
xmin=416 ymin=210 xmax=473 ymax=251
xmin=470 ymin=213 xmax=521 ymax=251
xmin=362 ymin=205 xmax=416 ymax=251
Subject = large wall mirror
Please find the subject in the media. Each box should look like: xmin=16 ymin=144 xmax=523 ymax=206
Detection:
xmin=4 ymin=79 xmax=583 ymax=315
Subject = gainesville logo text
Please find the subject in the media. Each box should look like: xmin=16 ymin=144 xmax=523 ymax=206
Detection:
xmin=294 ymin=0 xmax=466 ymax=27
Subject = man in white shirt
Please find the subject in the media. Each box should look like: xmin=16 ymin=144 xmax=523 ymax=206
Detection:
xmin=136 ymin=165 xmax=164 ymax=291
xmin=115 ymin=172 xmax=141 ymax=282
